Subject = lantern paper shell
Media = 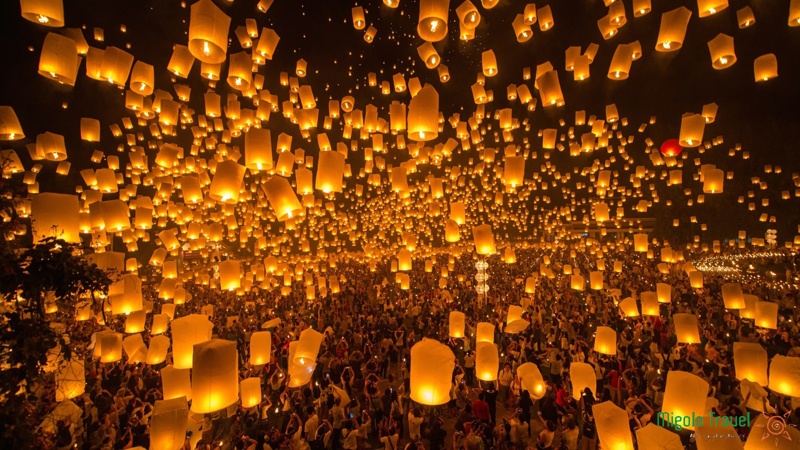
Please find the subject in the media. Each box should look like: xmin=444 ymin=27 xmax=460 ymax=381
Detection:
xmin=589 ymin=271 xmax=603 ymax=290
xmin=656 ymin=283 xmax=672 ymax=303
xmin=0 ymin=106 xmax=24 ymax=140
xmin=721 ymin=283 xmax=745 ymax=309
xmin=449 ymin=311 xmax=466 ymax=338
xmin=410 ymin=338 xmax=455 ymax=405
xmin=688 ymin=270 xmax=704 ymax=289
xmin=570 ymin=275 xmax=585 ymax=291
xmin=536 ymin=70 xmax=564 ymax=106
xmin=633 ymin=234 xmax=649 ymax=252
xmin=417 ymin=0 xmax=449 ymax=42
xmin=594 ymin=401 xmax=635 ymax=450
xmin=191 ymin=339 xmax=239 ymax=414
xmin=476 ymin=322 xmax=495 ymax=343
xmin=31 ymin=193 xmax=80 ymax=243
xmin=698 ymin=0 xmax=728 ymax=18
xmin=151 ymin=397 xmax=189 ymax=450
xmin=316 ymin=151 xmax=345 ymax=193
xmin=263 ymin=175 xmax=302 ymax=221
xmin=733 ymin=342 xmax=768 ymax=386
xmin=146 ymin=335 xmax=171 ymax=365
xmin=188 ymin=0 xmax=231 ymax=64
xmin=619 ymin=297 xmax=640 ymax=317
xmin=475 ymin=342 xmax=499 ymax=381
xmin=707 ymin=33 xmax=736 ymax=69
xmin=294 ymin=328 xmax=324 ymax=365
xmin=661 ymin=371 xmax=709 ymax=430
xmin=39 ymin=32 xmax=79 ymax=85
xmin=171 ymin=314 xmax=213 ymax=369
xmin=768 ymin=355 xmax=800 ymax=397
xmin=635 ymin=424 xmax=683 ymax=450
xmin=594 ymin=326 xmax=616 ymax=355
xmin=95 ymin=330 xmax=123 ymax=363
xmin=679 ymin=114 xmax=705 ymax=147
xmin=55 ymin=360 xmax=85 ymax=402
xmin=570 ymin=362 xmax=597 ymax=400
xmin=209 ymin=160 xmax=245 ymax=204
xmin=124 ymin=310 xmax=146 ymax=334
xmin=21 ymin=0 xmax=65 ymax=27
xmin=641 ymin=292 xmax=659 ymax=316
xmin=407 ymin=84 xmax=439 ymax=141
xmin=249 ymin=331 xmax=272 ymax=365
xmin=503 ymin=155 xmax=525 ymax=188
xmin=161 ymin=365 xmax=192 ymax=401
xmin=754 ymin=54 xmax=778 ymax=82
xmin=240 ymin=378 xmax=261 ymax=408
xmin=219 ymin=260 xmax=241 ymax=291
xmin=472 ymin=224 xmax=496 ymax=255
xmin=755 ymin=301 xmax=778 ymax=329
xmin=674 ymin=313 xmax=701 ymax=343
xmin=656 ymin=7 xmax=692 ymax=52
xmin=517 ymin=362 xmax=546 ymax=399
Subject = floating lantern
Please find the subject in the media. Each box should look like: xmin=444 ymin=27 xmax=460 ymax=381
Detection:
xmin=655 ymin=7 xmax=692 ymax=52
xmin=55 ymin=360 xmax=84 ymax=402
xmin=171 ymin=314 xmax=213 ymax=369
xmin=698 ymin=0 xmax=728 ymax=18
xmin=733 ymin=342 xmax=768 ymax=386
xmin=263 ymin=176 xmax=302 ymax=221
xmin=472 ymin=224 xmax=496 ymax=255
xmin=674 ymin=313 xmax=701 ymax=343
xmin=240 ymin=378 xmax=261 ymax=408
xmin=594 ymin=327 xmax=616 ymax=355
xmin=188 ymin=0 xmax=231 ymax=64
xmin=39 ymin=32 xmax=79 ymax=85
xmin=570 ymin=362 xmax=596 ymax=400
xmin=410 ymin=338 xmax=455 ymax=405
xmin=476 ymin=342 xmax=499 ymax=381
xmin=449 ymin=311 xmax=465 ymax=338
xmin=707 ymin=33 xmax=736 ymax=69
xmin=209 ymin=160 xmax=245 ymax=204
xmin=21 ymin=0 xmax=65 ymax=27
xmin=316 ymin=151 xmax=345 ymax=193
xmin=294 ymin=328 xmax=324 ymax=365
xmin=619 ymin=297 xmax=639 ymax=317
xmin=721 ymin=283 xmax=745 ymax=309
xmin=517 ymin=363 xmax=546 ymax=399
xmin=754 ymin=54 xmax=778 ymax=82
xmin=661 ymin=371 xmax=709 ymax=430
xmin=161 ymin=365 xmax=192 ymax=401
xmin=191 ymin=339 xmax=239 ymax=414
xmin=755 ymin=301 xmax=778 ymax=329
xmin=594 ymin=401 xmax=634 ymax=450
xmin=407 ymin=84 xmax=439 ymax=141
xmin=768 ymin=355 xmax=800 ymax=397
xmin=150 ymin=397 xmax=188 ymax=450
xmin=249 ymin=331 xmax=272 ymax=365
xmin=476 ymin=322 xmax=495 ymax=343
xmin=31 ymin=193 xmax=80 ymax=243
xmin=418 ymin=0 xmax=449 ymax=42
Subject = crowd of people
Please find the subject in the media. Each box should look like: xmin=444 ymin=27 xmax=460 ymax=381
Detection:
xmin=27 ymin=244 xmax=800 ymax=449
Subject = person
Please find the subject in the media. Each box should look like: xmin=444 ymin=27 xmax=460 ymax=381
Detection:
xmin=562 ymin=418 xmax=580 ymax=450
xmin=428 ymin=414 xmax=447 ymax=450
xmin=498 ymin=363 xmax=514 ymax=407
xmin=483 ymin=382 xmax=499 ymax=424
xmin=331 ymin=397 xmax=345 ymax=450
xmin=535 ymin=415 xmax=556 ymax=450
xmin=407 ymin=407 xmax=424 ymax=441
xmin=464 ymin=350 xmax=476 ymax=387
xmin=472 ymin=392 xmax=491 ymax=423
xmin=342 ymin=418 xmax=360 ymax=450
xmin=379 ymin=425 xmax=400 ymax=450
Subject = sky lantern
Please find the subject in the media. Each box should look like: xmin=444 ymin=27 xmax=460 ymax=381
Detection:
xmin=227 ymin=52 xmax=252 ymax=90
xmin=755 ymin=301 xmax=778 ymax=329
xmin=633 ymin=0 xmax=651 ymax=16
xmin=417 ymin=42 xmax=440 ymax=69
xmin=240 ymin=378 xmax=261 ymax=408
xmin=407 ymin=85 xmax=439 ymax=141
xmin=472 ymin=224 xmax=496 ymax=255
xmin=38 ymin=32 xmax=79 ymax=86
xmin=31 ymin=193 xmax=80 ymax=243
xmin=697 ymin=0 xmax=728 ymax=18
xmin=537 ymin=5 xmax=554 ymax=30
xmin=188 ymin=0 xmax=231 ymax=64
xmin=707 ymin=34 xmax=736 ymax=69
xmin=150 ymin=397 xmax=188 ymax=450
xmin=679 ymin=113 xmax=704 ymax=147
xmin=249 ymin=331 xmax=272 ymax=366
xmin=316 ymin=151 xmax=345 ymax=193
xmin=733 ymin=342 xmax=768 ymax=386
xmin=294 ymin=328 xmax=325 ymax=365
xmin=608 ymin=44 xmax=632 ymax=79
xmin=482 ymin=50 xmax=498 ymax=77
xmin=674 ymin=313 xmax=701 ymax=343
xmin=191 ymin=339 xmax=239 ymax=414
xmin=263 ymin=176 xmax=302 ymax=221
xmin=660 ymin=138 xmax=682 ymax=157
xmin=55 ymin=360 xmax=84 ymax=402
xmin=161 ymin=365 xmax=191 ymax=401
xmin=351 ymin=6 xmax=366 ymax=30
xmin=418 ymin=0 xmax=449 ymax=42
xmin=209 ymin=160 xmax=245 ymax=204
xmin=655 ymin=7 xmax=691 ymax=52
xmin=517 ymin=363 xmax=546 ymax=399
xmin=171 ymin=314 xmax=213 ymax=369
xmin=0 ymin=107 xmax=24 ymax=140
xmin=536 ymin=70 xmax=564 ymax=107
xmin=754 ymin=54 xmax=778 ymax=82
xmin=456 ymin=1 xmax=480 ymax=29
xmin=410 ymin=338 xmax=455 ymax=405
xmin=619 ymin=297 xmax=640 ymax=317
xmin=449 ymin=311 xmax=465 ymax=338
xmin=476 ymin=322 xmax=495 ymax=343
xmin=476 ymin=342 xmax=498 ymax=381
xmin=721 ymin=283 xmax=745 ymax=308
xmin=21 ymin=0 xmax=65 ymax=27
xmin=662 ymin=371 xmax=709 ymax=430
xmin=594 ymin=326 xmax=616 ymax=355
xmin=702 ymin=168 xmax=724 ymax=193
xmin=245 ymin=128 xmax=273 ymax=172
xmin=570 ymin=362 xmax=596 ymax=400
xmin=768 ymin=355 xmax=800 ymax=397
xmin=256 ymin=28 xmax=280 ymax=60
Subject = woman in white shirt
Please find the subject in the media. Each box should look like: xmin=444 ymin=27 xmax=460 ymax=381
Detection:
xmin=379 ymin=426 xmax=400 ymax=450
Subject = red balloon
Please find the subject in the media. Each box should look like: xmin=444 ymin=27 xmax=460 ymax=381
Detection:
xmin=660 ymin=139 xmax=683 ymax=157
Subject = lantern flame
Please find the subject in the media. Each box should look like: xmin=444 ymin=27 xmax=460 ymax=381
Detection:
xmin=37 ymin=15 xmax=49 ymax=24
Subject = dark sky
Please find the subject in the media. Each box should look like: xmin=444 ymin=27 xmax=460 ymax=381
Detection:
xmin=1 ymin=0 xmax=799 ymax=248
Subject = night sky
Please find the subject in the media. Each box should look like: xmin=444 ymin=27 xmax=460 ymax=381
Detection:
xmin=1 ymin=0 xmax=800 ymax=252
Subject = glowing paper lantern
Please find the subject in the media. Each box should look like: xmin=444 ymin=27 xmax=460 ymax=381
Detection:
xmin=688 ymin=270 xmax=704 ymax=289
xmin=161 ymin=365 xmax=192 ymax=401
xmin=55 ymin=360 xmax=84 ymax=402
xmin=191 ymin=339 xmax=239 ymax=414
xmin=188 ymin=0 xmax=231 ymax=64
xmin=209 ymin=160 xmax=245 ymax=204
xmin=449 ymin=311 xmax=465 ymax=338
xmin=768 ymin=355 xmax=800 ymax=397
xmin=407 ymin=84 xmax=439 ymax=141
xmin=707 ymin=33 xmax=736 ymax=69
xmin=476 ymin=342 xmax=499 ymax=381
xmin=503 ymin=155 xmax=525 ymax=188
xmin=95 ymin=330 xmax=123 ymax=363
xmin=219 ymin=260 xmax=241 ymax=291
xmin=417 ymin=0 xmax=449 ymax=42
xmin=619 ymin=297 xmax=640 ymax=317
xmin=569 ymin=362 xmax=597 ymax=400
xmin=661 ymin=371 xmax=709 ymax=430
xmin=171 ymin=314 xmax=213 ymax=369
xmin=721 ymin=283 xmax=745 ymax=309
xmin=249 ymin=331 xmax=272 ymax=365
xmin=594 ymin=326 xmax=616 ymax=355
xmin=536 ymin=70 xmax=564 ymax=107
xmin=31 ymin=193 xmax=80 ymax=243
xmin=263 ymin=176 xmax=302 ymax=221
xmin=754 ymin=54 xmax=778 ymax=82
xmin=594 ymin=402 xmax=635 ymax=450
xmin=481 ymin=50 xmax=498 ymax=77
xmin=656 ymin=283 xmax=672 ymax=303
xmin=698 ymin=0 xmax=728 ymax=18
xmin=679 ymin=113 xmax=705 ymax=147
xmin=21 ymin=0 xmax=64 ymax=27
xmin=410 ymin=338 xmax=455 ymax=405
xmin=674 ymin=313 xmax=701 ymax=344
xmin=517 ymin=362 xmax=546 ymax=399
xmin=417 ymin=42 xmax=440 ymax=69
xmin=634 ymin=234 xmax=649 ymax=252
xmin=571 ymin=275 xmax=585 ymax=291
xmin=472 ymin=224 xmax=496 ymax=255
xmin=240 ymin=378 xmax=261 ymax=408
xmin=294 ymin=328 xmax=324 ymax=365
xmin=655 ymin=7 xmax=692 ymax=52
xmin=146 ymin=335 xmax=170 ymax=365
xmin=743 ymin=413 xmax=798 ymax=450
xmin=755 ymin=301 xmax=778 ymax=329
xmin=38 ymin=32 xmax=79 ymax=85
xmin=476 ymin=322 xmax=495 ymax=343
xmin=125 ymin=310 xmax=146 ymax=334
xmin=733 ymin=342 xmax=768 ymax=386
xmin=589 ymin=271 xmax=603 ymax=290
xmin=0 ymin=107 xmax=24 ymax=140
xmin=316 ymin=151 xmax=345 ymax=193
xmin=150 ymin=397 xmax=188 ymax=450
xmin=635 ymin=424 xmax=682 ymax=450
